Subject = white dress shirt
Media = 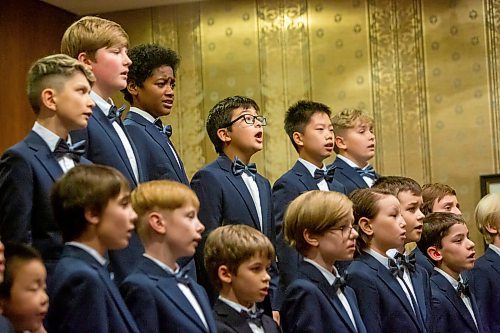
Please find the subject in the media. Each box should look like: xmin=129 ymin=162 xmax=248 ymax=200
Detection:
xmin=241 ymin=171 xmax=263 ymax=231
xmin=298 ymin=158 xmax=329 ymax=191
xmin=218 ymin=296 xmax=264 ymax=333
xmin=32 ymin=122 xmax=76 ymax=173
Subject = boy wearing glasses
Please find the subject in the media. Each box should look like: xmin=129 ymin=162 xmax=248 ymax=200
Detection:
xmin=272 ymin=100 xmax=346 ymax=300
xmin=191 ymin=96 xmax=279 ymax=320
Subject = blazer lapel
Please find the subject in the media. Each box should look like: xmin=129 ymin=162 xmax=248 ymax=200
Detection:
xmin=292 ymin=161 xmax=320 ymax=191
xmin=335 ymin=158 xmax=367 ymax=189
xmin=344 ymin=288 xmax=368 ymax=333
xmin=410 ymin=269 xmax=428 ymax=325
xmin=26 ymin=131 xmax=64 ymax=181
xmin=214 ymin=300 xmax=253 ymax=333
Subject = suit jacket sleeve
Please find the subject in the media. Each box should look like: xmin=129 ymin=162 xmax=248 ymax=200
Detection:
xmin=348 ymin=272 xmax=383 ymax=333
xmin=191 ymin=169 xmax=223 ymax=233
xmin=120 ymin=280 xmax=158 ymax=333
xmin=0 ymin=151 xmax=33 ymax=242
xmin=430 ymin=293 xmax=448 ymax=333
xmin=282 ymin=283 xmax=325 ymax=333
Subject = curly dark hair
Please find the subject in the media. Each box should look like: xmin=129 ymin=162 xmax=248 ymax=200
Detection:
xmin=122 ymin=43 xmax=180 ymax=103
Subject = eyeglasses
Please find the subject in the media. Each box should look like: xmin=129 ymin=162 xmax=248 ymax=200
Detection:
xmin=221 ymin=114 xmax=267 ymax=128
xmin=328 ymin=225 xmax=355 ymax=237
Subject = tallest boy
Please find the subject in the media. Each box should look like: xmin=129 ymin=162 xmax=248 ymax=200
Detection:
xmin=61 ymin=16 xmax=144 ymax=283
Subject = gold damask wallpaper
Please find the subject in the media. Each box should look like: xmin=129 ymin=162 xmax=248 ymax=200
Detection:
xmin=103 ymin=0 xmax=500 ymax=251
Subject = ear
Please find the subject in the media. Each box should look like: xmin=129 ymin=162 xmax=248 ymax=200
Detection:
xmin=77 ymin=52 xmax=92 ymax=66
xmin=216 ymin=128 xmax=231 ymax=145
xmin=303 ymin=229 xmax=319 ymax=248
xmin=335 ymin=135 xmax=347 ymax=150
xmin=127 ymin=81 xmax=139 ymax=97
xmin=84 ymin=207 xmax=100 ymax=226
xmin=217 ymin=265 xmax=233 ymax=284
xmin=40 ymin=88 xmax=57 ymax=111
xmin=427 ymin=246 xmax=442 ymax=262
xmin=484 ymin=223 xmax=499 ymax=236
xmin=147 ymin=212 xmax=166 ymax=235
xmin=292 ymin=132 xmax=304 ymax=149
xmin=358 ymin=217 xmax=373 ymax=236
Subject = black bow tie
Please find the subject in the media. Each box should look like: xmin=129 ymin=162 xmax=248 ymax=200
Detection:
xmin=154 ymin=118 xmax=172 ymax=138
xmin=53 ymin=139 xmax=85 ymax=162
xmin=107 ymin=105 xmax=126 ymax=123
xmin=240 ymin=308 xmax=264 ymax=328
xmin=332 ymin=273 xmax=348 ymax=292
xmin=232 ymin=157 xmax=257 ymax=179
xmin=355 ymin=165 xmax=376 ymax=180
xmin=389 ymin=258 xmax=405 ymax=279
xmin=394 ymin=252 xmax=416 ymax=273
xmin=173 ymin=267 xmax=191 ymax=286
xmin=313 ymin=165 xmax=336 ymax=182
xmin=457 ymin=281 xmax=470 ymax=297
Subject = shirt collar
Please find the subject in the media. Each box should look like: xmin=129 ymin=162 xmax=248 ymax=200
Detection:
xmin=90 ymin=91 xmax=113 ymax=116
xmin=129 ymin=107 xmax=156 ymax=123
xmin=337 ymin=154 xmax=368 ymax=169
xmin=298 ymin=158 xmax=325 ymax=178
xmin=66 ymin=241 xmax=107 ymax=266
xmin=489 ymin=243 xmax=500 ymax=257
xmin=218 ymin=296 xmax=257 ymax=313
xmin=32 ymin=122 xmax=71 ymax=152
xmin=143 ymin=253 xmax=178 ymax=274
xmin=303 ymin=257 xmax=339 ymax=285
xmin=434 ymin=267 xmax=462 ymax=290
xmin=364 ymin=248 xmax=391 ymax=269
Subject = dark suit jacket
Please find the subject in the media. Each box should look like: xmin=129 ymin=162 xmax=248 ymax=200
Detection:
xmin=0 ymin=315 xmax=13 ymax=333
xmin=347 ymin=252 xmax=428 ymax=333
xmin=282 ymin=261 xmax=366 ymax=333
xmin=0 ymin=131 xmax=91 ymax=272
xmin=413 ymin=246 xmax=435 ymax=275
xmin=213 ymin=299 xmax=280 ymax=333
xmin=191 ymin=155 xmax=278 ymax=308
xmin=47 ymin=245 xmax=139 ymax=333
xmin=470 ymin=247 xmax=499 ymax=333
xmin=329 ymin=156 xmax=375 ymax=194
xmin=120 ymin=256 xmax=217 ymax=333
xmin=431 ymin=271 xmax=486 ymax=333
xmin=272 ymin=161 xmax=346 ymax=301
xmin=72 ymin=105 xmax=144 ymax=283
xmin=124 ymin=111 xmax=189 ymax=185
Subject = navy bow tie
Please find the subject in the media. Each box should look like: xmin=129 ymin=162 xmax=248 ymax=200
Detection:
xmin=232 ymin=157 xmax=257 ymax=179
xmin=394 ymin=252 xmax=416 ymax=273
xmin=457 ymin=281 xmax=470 ymax=297
xmin=173 ymin=267 xmax=191 ymax=286
xmin=240 ymin=308 xmax=264 ymax=328
xmin=154 ymin=118 xmax=172 ymax=138
xmin=107 ymin=105 xmax=126 ymax=123
xmin=389 ymin=258 xmax=405 ymax=279
xmin=53 ymin=139 xmax=85 ymax=162
xmin=355 ymin=165 xmax=376 ymax=180
xmin=332 ymin=273 xmax=348 ymax=292
xmin=313 ymin=166 xmax=336 ymax=182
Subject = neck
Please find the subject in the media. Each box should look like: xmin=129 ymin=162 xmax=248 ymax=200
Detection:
xmin=492 ymin=235 xmax=500 ymax=248
xmin=144 ymin=240 xmax=178 ymax=270
xmin=304 ymin=249 xmax=335 ymax=272
xmin=73 ymin=234 xmax=106 ymax=257
xmin=340 ymin=153 xmax=369 ymax=168
xmin=369 ymin=244 xmax=389 ymax=257
xmin=438 ymin=263 xmax=461 ymax=281
xmin=298 ymin=151 xmax=324 ymax=168
xmin=92 ymin=85 xmax=113 ymax=101
xmin=36 ymin=114 xmax=69 ymax=140
xmin=223 ymin=148 xmax=252 ymax=165
xmin=219 ymin=287 xmax=255 ymax=309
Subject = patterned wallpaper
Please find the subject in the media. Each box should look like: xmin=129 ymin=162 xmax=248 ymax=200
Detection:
xmin=104 ymin=0 xmax=500 ymax=251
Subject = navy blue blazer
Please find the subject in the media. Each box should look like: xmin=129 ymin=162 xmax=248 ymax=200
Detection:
xmin=430 ymin=271 xmax=486 ymax=333
xmin=470 ymin=247 xmax=499 ymax=333
xmin=0 ymin=315 xmax=13 ymax=333
xmin=328 ymin=156 xmax=375 ymax=194
xmin=272 ymin=161 xmax=346 ymax=300
xmin=347 ymin=252 xmax=429 ymax=333
xmin=282 ymin=261 xmax=366 ymax=333
xmin=47 ymin=245 xmax=139 ymax=333
xmin=124 ymin=111 xmax=189 ymax=185
xmin=0 ymin=131 xmax=91 ymax=271
xmin=120 ymin=256 xmax=217 ymax=333
xmin=191 ymin=155 xmax=278 ymax=307
xmin=213 ymin=299 xmax=281 ymax=333
xmin=413 ymin=246 xmax=435 ymax=275
xmin=72 ymin=105 xmax=144 ymax=283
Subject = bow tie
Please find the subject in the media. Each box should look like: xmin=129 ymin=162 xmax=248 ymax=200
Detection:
xmin=332 ymin=273 xmax=348 ymax=292
xmin=394 ymin=252 xmax=416 ymax=273
xmin=355 ymin=165 xmax=376 ymax=180
xmin=53 ymin=139 xmax=85 ymax=162
xmin=154 ymin=118 xmax=172 ymax=138
xmin=313 ymin=165 xmax=336 ymax=182
xmin=389 ymin=258 xmax=405 ymax=279
xmin=107 ymin=105 xmax=126 ymax=123
xmin=173 ymin=267 xmax=191 ymax=286
xmin=232 ymin=157 xmax=257 ymax=179
xmin=457 ymin=281 xmax=471 ymax=297
xmin=240 ymin=308 xmax=264 ymax=328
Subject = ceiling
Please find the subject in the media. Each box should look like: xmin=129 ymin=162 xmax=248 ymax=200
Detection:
xmin=42 ymin=0 xmax=203 ymax=15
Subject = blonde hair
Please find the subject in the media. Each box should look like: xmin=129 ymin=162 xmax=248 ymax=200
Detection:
xmin=474 ymin=193 xmax=500 ymax=244
xmin=131 ymin=180 xmax=199 ymax=239
xmin=331 ymin=108 xmax=374 ymax=153
xmin=204 ymin=225 xmax=275 ymax=291
xmin=61 ymin=16 xmax=129 ymax=59
xmin=27 ymin=54 xmax=95 ymax=114
xmin=284 ymin=190 xmax=352 ymax=255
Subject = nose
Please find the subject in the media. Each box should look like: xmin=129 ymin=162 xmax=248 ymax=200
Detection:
xmin=195 ymin=216 xmax=205 ymax=234
xmin=263 ymin=270 xmax=271 ymax=282
xmin=129 ymin=207 xmax=138 ymax=227
xmin=466 ymin=237 xmax=475 ymax=250
xmin=123 ymin=51 xmax=132 ymax=66
xmin=398 ymin=214 xmax=406 ymax=228
xmin=350 ymin=227 xmax=359 ymax=239
xmin=416 ymin=208 xmax=425 ymax=221
xmin=452 ymin=206 xmax=462 ymax=215
xmin=41 ymin=290 xmax=49 ymax=306
xmin=87 ymin=94 xmax=96 ymax=108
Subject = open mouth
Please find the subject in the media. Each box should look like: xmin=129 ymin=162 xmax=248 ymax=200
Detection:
xmin=255 ymin=131 xmax=263 ymax=142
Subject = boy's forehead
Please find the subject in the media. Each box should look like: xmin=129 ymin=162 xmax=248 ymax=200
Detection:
xmin=351 ymin=118 xmax=373 ymax=128
xmin=398 ymin=190 xmax=423 ymax=204
xmin=232 ymin=106 xmax=258 ymax=117
xmin=445 ymin=223 xmax=468 ymax=238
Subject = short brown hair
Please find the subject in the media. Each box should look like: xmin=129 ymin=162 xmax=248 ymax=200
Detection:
xmin=204 ymin=225 xmax=274 ymax=291
xmin=27 ymin=54 xmax=95 ymax=114
xmin=284 ymin=191 xmax=352 ymax=255
xmin=331 ymin=108 xmax=374 ymax=153
xmin=474 ymin=193 xmax=500 ymax=244
xmin=349 ymin=188 xmax=395 ymax=252
xmin=61 ymin=16 xmax=129 ymax=59
xmin=421 ymin=183 xmax=457 ymax=215
xmin=51 ymin=165 xmax=130 ymax=242
xmin=373 ymin=176 xmax=422 ymax=197
xmin=417 ymin=212 xmax=465 ymax=263
xmin=131 ymin=180 xmax=199 ymax=240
